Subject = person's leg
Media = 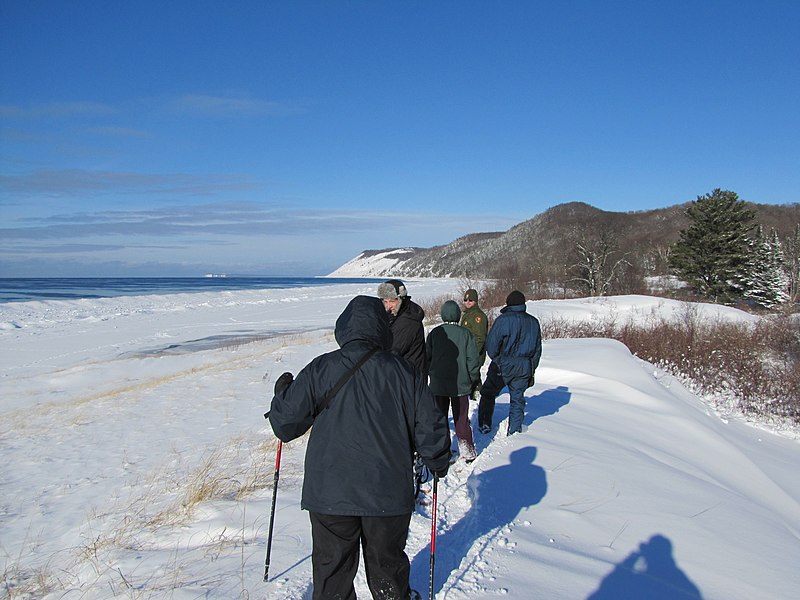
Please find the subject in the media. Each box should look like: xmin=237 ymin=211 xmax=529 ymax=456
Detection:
xmin=452 ymin=394 xmax=476 ymax=460
xmin=478 ymin=361 xmax=504 ymax=432
xmin=309 ymin=512 xmax=361 ymax=600
xmin=434 ymin=395 xmax=451 ymax=421
xmin=506 ymin=376 xmax=529 ymax=435
xmin=432 ymin=394 xmax=455 ymax=466
xmin=361 ymin=513 xmax=413 ymax=600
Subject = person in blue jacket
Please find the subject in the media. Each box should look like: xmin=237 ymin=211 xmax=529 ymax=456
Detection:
xmin=268 ymin=295 xmax=451 ymax=600
xmin=477 ymin=290 xmax=542 ymax=436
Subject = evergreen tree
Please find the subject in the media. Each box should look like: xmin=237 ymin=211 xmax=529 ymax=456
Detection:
xmin=669 ymin=189 xmax=755 ymax=303
xmin=744 ymin=225 xmax=789 ymax=309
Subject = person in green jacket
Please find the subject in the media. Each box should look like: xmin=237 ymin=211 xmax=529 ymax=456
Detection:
xmin=426 ymin=300 xmax=481 ymax=462
xmin=460 ymin=288 xmax=489 ymax=399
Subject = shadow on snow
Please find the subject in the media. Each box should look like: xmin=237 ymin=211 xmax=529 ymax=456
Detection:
xmin=410 ymin=446 xmax=547 ymax=595
xmin=587 ymin=534 xmax=703 ymax=599
xmin=410 ymin=386 xmax=570 ymax=593
xmin=419 ymin=383 xmax=701 ymax=599
xmin=477 ymin=384 xmax=572 ymax=446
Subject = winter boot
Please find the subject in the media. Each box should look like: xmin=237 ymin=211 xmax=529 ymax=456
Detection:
xmin=458 ymin=438 xmax=477 ymax=463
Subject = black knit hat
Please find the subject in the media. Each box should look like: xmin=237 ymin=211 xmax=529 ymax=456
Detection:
xmin=505 ymin=290 xmax=526 ymax=306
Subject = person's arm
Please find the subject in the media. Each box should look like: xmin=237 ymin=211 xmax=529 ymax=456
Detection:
xmin=465 ymin=333 xmax=480 ymax=386
xmin=476 ymin=311 xmax=489 ymax=354
xmin=267 ymin=363 xmax=317 ymax=442
xmin=425 ymin=330 xmax=434 ymax=372
xmin=485 ymin=317 xmax=503 ymax=360
xmin=531 ymin=318 xmax=543 ymax=372
xmin=412 ymin=373 xmax=451 ymax=475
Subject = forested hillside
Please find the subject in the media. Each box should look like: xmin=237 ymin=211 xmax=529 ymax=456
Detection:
xmin=331 ymin=200 xmax=800 ymax=298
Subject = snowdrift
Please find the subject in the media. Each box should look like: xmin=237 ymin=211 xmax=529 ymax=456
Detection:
xmin=1 ymin=282 xmax=797 ymax=599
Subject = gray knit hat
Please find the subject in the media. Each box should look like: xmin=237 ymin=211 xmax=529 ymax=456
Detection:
xmin=377 ymin=279 xmax=408 ymax=300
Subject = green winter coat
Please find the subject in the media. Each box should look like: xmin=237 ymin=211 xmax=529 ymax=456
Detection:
xmin=460 ymin=303 xmax=488 ymax=366
xmin=426 ymin=301 xmax=481 ymax=397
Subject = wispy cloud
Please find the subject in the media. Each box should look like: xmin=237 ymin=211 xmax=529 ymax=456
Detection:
xmin=0 ymin=242 xmax=193 ymax=255
xmin=0 ymin=243 xmax=127 ymax=254
xmin=0 ymin=202 xmax=512 ymax=242
xmin=168 ymin=94 xmax=305 ymax=117
xmin=84 ymin=126 xmax=153 ymax=139
xmin=0 ymin=101 xmax=117 ymax=119
xmin=0 ymin=169 xmax=259 ymax=197
xmin=0 ymin=94 xmax=301 ymax=122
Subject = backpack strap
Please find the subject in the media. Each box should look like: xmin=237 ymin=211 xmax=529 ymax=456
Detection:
xmin=315 ymin=347 xmax=379 ymax=415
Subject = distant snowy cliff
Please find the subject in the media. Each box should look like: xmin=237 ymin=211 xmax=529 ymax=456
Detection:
xmin=326 ymin=248 xmax=418 ymax=278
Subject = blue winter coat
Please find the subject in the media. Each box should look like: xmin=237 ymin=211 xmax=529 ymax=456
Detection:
xmin=485 ymin=304 xmax=542 ymax=380
xmin=268 ymin=295 xmax=451 ymax=517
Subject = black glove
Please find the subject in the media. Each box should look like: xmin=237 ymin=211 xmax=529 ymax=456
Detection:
xmin=274 ymin=372 xmax=294 ymax=396
xmin=528 ymin=373 xmax=535 ymax=388
xmin=434 ymin=465 xmax=449 ymax=479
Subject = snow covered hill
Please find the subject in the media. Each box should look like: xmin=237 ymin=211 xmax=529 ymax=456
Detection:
xmin=326 ymin=248 xmax=418 ymax=277
xmin=1 ymin=283 xmax=798 ymax=599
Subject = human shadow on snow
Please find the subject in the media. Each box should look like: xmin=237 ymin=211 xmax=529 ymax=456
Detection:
xmin=524 ymin=384 xmax=571 ymax=426
xmin=410 ymin=446 xmax=547 ymax=596
xmin=587 ymin=534 xmax=703 ymax=599
xmin=475 ymin=385 xmax=571 ymax=450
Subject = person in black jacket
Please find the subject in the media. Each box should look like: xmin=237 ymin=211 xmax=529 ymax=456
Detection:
xmin=268 ymin=295 xmax=451 ymax=600
xmin=377 ymin=279 xmax=428 ymax=375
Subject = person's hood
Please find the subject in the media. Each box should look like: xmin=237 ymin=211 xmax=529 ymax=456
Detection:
xmin=440 ymin=300 xmax=461 ymax=323
xmin=334 ymin=295 xmax=392 ymax=351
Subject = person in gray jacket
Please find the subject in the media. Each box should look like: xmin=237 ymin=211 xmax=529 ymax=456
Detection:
xmin=426 ymin=300 xmax=481 ymax=462
xmin=268 ymin=295 xmax=451 ymax=600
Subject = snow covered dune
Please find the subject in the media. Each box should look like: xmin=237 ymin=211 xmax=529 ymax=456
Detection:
xmin=1 ymin=283 xmax=797 ymax=599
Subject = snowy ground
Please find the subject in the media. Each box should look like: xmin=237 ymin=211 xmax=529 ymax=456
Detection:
xmin=1 ymin=280 xmax=798 ymax=599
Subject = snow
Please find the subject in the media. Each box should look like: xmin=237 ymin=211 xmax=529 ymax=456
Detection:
xmin=326 ymin=249 xmax=415 ymax=278
xmin=1 ymin=280 xmax=798 ymax=599
xmin=526 ymin=294 xmax=760 ymax=327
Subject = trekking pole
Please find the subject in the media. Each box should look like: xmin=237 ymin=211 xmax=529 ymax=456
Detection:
xmin=263 ymin=439 xmax=283 ymax=582
xmin=429 ymin=474 xmax=439 ymax=599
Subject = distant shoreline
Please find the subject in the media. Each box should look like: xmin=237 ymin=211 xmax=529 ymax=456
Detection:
xmin=0 ymin=276 xmax=385 ymax=303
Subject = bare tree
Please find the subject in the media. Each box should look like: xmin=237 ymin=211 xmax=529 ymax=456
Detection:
xmin=784 ymin=224 xmax=800 ymax=304
xmin=568 ymin=225 xmax=631 ymax=296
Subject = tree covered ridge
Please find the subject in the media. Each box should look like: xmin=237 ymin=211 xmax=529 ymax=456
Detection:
xmin=353 ymin=193 xmax=799 ymax=308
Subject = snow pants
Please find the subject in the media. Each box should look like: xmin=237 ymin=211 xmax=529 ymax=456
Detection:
xmin=434 ymin=394 xmax=476 ymax=460
xmin=309 ymin=511 xmax=413 ymax=600
xmin=478 ymin=361 xmax=530 ymax=434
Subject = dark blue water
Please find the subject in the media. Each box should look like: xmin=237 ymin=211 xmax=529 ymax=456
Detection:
xmin=0 ymin=277 xmax=384 ymax=303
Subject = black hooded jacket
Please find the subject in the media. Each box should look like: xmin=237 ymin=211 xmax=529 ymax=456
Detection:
xmin=389 ymin=298 xmax=428 ymax=375
xmin=268 ymin=295 xmax=451 ymax=516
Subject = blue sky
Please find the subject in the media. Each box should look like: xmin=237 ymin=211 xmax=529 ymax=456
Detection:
xmin=1 ymin=1 xmax=798 ymax=277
